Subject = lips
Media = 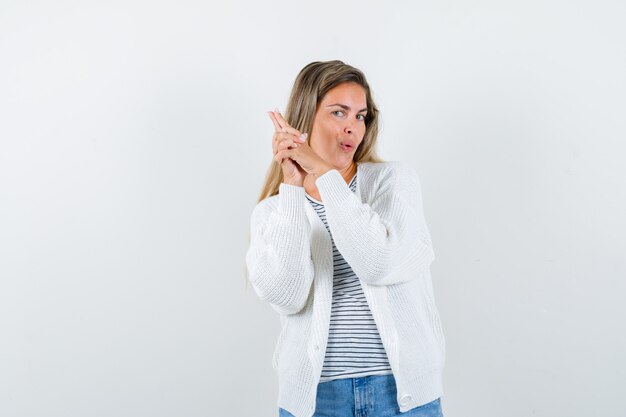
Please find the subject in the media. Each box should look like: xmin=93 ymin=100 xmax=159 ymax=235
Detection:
xmin=340 ymin=140 xmax=356 ymax=152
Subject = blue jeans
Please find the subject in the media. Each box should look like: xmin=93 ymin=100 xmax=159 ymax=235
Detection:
xmin=279 ymin=374 xmax=443 ymax=417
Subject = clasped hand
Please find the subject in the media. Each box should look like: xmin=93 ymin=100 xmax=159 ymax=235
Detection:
xmin=268 ymin=108 xmax=333 ymax=186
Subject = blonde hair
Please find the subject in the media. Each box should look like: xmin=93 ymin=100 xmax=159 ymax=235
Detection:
xmin=257 ymin=60 xmax=384 ymax=203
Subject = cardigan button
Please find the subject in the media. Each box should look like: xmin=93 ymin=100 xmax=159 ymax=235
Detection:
xmin=399 ymin=394 xmax=412 ymax=406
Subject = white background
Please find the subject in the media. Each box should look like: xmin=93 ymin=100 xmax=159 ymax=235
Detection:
xmin=1 ymin=1 xmax=625 ymax=416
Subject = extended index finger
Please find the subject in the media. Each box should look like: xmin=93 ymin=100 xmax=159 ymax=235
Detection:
xmin=273 ymin=108 xmax=291 ymax=130
xmin=268 ymin=111 xmax=282 ymax=131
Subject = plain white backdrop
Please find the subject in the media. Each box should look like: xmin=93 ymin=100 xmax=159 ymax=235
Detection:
xmin=1 ymin=1 xmax=625 ymax=416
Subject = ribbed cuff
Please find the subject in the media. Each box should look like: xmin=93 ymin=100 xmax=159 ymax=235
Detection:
xmin=278 ymin=182 xmax=306 ymax=221
xmin=315 ymin=169 xmax=352 ymax=206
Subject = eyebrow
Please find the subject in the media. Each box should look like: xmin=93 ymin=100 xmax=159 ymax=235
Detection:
xmin=326 ymin=103 xmax=368 ymax=113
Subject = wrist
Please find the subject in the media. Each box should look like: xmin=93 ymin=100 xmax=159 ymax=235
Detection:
xmin=313 ymin=164 xmax=334 ymax=178
xmin=282 ymin=180 xmax=303 ymax=187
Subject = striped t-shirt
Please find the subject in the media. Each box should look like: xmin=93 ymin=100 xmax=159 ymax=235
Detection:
xmin=306 ymin=174 xmax=393 ymax=382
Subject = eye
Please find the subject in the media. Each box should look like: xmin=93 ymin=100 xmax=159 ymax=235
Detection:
xmin=357 ymin=114 xmax=366 ymax=121
xmin=332 ymin=110 xmax=344 ymax=117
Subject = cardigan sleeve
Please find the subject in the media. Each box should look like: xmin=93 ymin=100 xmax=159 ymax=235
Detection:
xmin=315 ymin=163 xmax=435 ymax=286
xmin=245 ymin=183 xmax=315 ymax=315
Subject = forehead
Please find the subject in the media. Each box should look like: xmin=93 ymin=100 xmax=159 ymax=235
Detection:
xmin=321 ymin=82 xmax=367 ymax=106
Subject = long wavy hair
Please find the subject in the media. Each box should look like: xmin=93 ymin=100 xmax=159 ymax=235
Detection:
xmin=257 ymin=60 xmax=384 ymax=203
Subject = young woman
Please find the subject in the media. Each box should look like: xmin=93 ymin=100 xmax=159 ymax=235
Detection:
xmin=246 ymin=60 xmax=446 ymax=417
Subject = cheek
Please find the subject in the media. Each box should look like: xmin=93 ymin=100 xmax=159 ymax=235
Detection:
xmin=325 ymin=120 xmax=342 ymax=135
xmin=318 ymin=123 xmax=340 ymax=146
xmin=314 ymin=119 xmax=335 ymax=138
xmin=357 ymin=125 xmax=367 ymax=141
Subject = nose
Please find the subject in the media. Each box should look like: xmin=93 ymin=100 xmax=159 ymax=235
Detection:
xmin=344 ymin=120 xmax=354 ymax=135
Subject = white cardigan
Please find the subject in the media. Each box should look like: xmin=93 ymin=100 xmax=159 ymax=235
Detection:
xmin=246 ymin=161 xmax=446 ymax=417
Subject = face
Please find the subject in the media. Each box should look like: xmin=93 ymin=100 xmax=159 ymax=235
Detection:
xmin=309 ymin=82 xmax=368 ymax=170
